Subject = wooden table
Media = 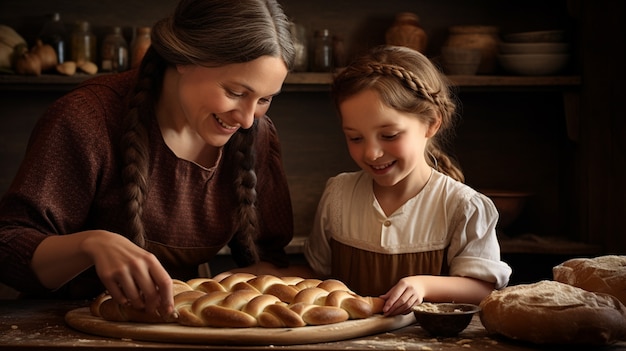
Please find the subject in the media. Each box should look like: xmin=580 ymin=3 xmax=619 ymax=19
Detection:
xmin=1 ymin=299 xmax=625 ymax=350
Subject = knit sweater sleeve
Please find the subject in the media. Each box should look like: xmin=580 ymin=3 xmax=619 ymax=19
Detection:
xmin=0 ymin=85 xmax=115 ymax=294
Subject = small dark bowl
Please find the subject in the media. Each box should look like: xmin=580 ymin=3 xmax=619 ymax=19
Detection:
xmin=412 ymin=303 xmax=481 ymax=337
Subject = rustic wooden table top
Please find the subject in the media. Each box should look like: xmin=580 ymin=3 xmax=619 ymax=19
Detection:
xmin=1 ymin=299 xmax=624 ymax=351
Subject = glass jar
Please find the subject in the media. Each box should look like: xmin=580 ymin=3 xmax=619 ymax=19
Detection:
xmin=385 ymin=12 xmax=428 ymax=53
xmin=130 ymin=26 xmax=151 ymax=68
xmin=100 ymin=26 xmax=129 ymax=73
xmin=70 ymin=20 xmax=97 ymax=65
xmin=38 ymin=12 xmax=67 ymax=64
xmin=289 ymin=22 xmax=308 ymax=72
xmin=443 ymin=25 xmax=500 ymax=74
xmin=312 ymin=29 xmax=333 ymax=72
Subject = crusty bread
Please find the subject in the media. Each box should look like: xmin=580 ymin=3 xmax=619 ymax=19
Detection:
xmin=553 ymin=255 xmax=626 ymax=305
xmin=90 ymin=273 xmax=385 ymax=328
xmin=479 ymin=280 xmax=626 ymax=345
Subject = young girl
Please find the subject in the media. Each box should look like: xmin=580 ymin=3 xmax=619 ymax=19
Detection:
xmin=303 ymin=45 xmax=512 ymax=316
xmin=0 ymin=0 xmax=295 ymax=319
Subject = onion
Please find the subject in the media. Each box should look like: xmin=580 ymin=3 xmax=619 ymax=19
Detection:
xmin=14 ymin=51 xmax=41 ymax=76
xmin=30 ymin=39 xmax=57 ymax=72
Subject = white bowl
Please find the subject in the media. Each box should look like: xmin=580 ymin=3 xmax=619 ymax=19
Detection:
xmin=498 ymin=53 xmax=569 ymax=76
xmin=502 ymin=30 xmax=565 ymax=43
xmin=499 ymin=42 xmax=569 ymax=55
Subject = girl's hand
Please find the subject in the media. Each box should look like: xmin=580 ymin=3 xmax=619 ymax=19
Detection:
xmin=379 ymin=276 xmax=425 ymax=316
xmin=379 ymin=275 xmax=496 ymax=316
xmin=82 ymin=231 xmax=174 ymax=319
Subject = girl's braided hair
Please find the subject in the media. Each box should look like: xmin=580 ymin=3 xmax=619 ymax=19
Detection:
xmin=331 ymin=45 xmax=464 ymax=182
xmin=120 ymin=0 xmax=295 ymax=266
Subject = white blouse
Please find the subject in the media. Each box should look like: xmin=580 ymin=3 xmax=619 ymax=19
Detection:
xmin=303 ymin=169 xmax=512 ymax=289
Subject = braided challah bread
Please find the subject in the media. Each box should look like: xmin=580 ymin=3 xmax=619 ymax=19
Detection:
xmin=90 ymin=273 xmax=385 ymax=328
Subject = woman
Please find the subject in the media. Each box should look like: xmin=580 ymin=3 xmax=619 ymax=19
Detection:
xmin=0 ymin=0 xmax=295 ymax=320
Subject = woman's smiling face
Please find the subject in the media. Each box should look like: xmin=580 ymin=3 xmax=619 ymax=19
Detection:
xmin=340 ymin=89 xmax=433 ymax=188
xmin=175 ymin=55 xmax=288 ymax=147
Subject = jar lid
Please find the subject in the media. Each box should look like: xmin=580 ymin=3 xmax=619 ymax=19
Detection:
xmin=75 ymin=21 xmax=91 ymax=31
xmin=315 ymin=29 xmax=330 ymax=37
xmin=395 ymin=12 xmax=420 ymax=23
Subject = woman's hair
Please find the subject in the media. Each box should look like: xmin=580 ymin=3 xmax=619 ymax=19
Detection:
xmin=331 ymin=45 xmax=464 ymax=183
xmin=120 ymin=0 xmax=295 ymax=265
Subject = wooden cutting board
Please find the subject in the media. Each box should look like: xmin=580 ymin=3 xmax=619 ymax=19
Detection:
xmin=65 ymin=307 xmax=416 ymax=346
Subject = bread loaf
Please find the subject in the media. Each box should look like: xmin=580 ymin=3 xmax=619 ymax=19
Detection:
xmin=553 ymin=255 xmax=626 ymax=305
xmin=479 ymin=280 xmax=626 ymax=345
xmin=90 ymin=273 xmax=385 ymax=328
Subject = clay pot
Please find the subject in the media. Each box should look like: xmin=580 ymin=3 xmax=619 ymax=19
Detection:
xmin=385 ymin=12 xmax=428 ymax=53
xmin=441 ymin=47 xmax=481 ymax=75
xmin=443 ymin=25 xmax=499 ymax=74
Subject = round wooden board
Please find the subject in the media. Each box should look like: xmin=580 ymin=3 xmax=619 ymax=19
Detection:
xmin=65 ymin=307 xmax=416 ymax=346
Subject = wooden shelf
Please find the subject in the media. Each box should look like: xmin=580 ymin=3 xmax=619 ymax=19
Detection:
xmin=285 ymin=72 xmax=581 ymax=86
xmin=284 ymin=72 xmax=581 ymax=92
xmin=0 ymin=73 xmax=98 ymax=92
xmin=0 ymin=72 xmax=581 ymax=93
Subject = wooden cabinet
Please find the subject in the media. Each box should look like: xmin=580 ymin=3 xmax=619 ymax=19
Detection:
xmin=0 ymin=0 xmax=624 ymax=286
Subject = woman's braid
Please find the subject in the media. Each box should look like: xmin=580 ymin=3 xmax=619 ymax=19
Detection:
xmin=227 ymin=122 xmax=260 ymax=266
xmin=120 ymin=48 xmax=166 ymax=247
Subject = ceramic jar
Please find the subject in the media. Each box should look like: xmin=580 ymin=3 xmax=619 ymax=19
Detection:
xmin=332 ymin=35 xmax=347 ymax=69
xmin=443 ymin=25 xmax=499 ymax=74
xmin=385 ymin=12 xmax=428 ymax=53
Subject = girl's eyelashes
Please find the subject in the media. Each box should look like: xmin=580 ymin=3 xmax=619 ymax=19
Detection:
xmin=381 ymin=133 xmax=399 ymax=140
xmin=345 ymin=134 xmax=362 ymax=143
xmin=344 ymin=132 xmax=399 ymax=143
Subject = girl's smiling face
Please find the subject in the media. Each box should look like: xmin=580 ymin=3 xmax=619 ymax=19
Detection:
xmin=175 ymin=55 xmax=288 ymax=147
xmin=340 ymin=89 xmax=437 ymax=189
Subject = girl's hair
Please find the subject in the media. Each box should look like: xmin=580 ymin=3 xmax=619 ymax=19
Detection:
xmin=120 ymin=0 xmax=295 ymax=265
xmin=331 ymin=45 xmax=464 ymax=183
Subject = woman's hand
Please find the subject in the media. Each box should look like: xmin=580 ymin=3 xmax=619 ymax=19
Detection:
xmin=81 ymin=231 xmax=174 ymax=319
xmin=32 ymin=230 xmax=175 ymax=318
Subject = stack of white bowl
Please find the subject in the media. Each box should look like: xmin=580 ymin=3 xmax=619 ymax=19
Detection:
xmin=497 ymin=30 xmax=569 ymax=75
